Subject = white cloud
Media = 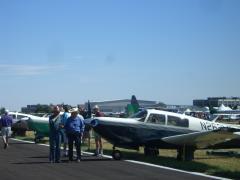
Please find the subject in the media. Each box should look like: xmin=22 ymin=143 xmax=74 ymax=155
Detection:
xmin=0 ymin=64 xmax=66 ymax=76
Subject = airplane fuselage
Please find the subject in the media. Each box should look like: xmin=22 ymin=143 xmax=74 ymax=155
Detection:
xmin=91 ymin=109 xmax=240 ymax=150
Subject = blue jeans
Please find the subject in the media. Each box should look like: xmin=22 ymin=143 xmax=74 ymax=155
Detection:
xmin=49 ymin=130 xmax=61 ymax=162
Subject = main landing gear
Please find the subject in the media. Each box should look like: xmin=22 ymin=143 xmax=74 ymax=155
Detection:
xmin=112 ymin=146 xmax=123 ymax=160
xmin=34 ymin=133 xmax=44 ymax=144
xmin=177 ymin=146 xmax=195 ymax=161
xmin=34 ymin=137 xmax=41 ymax=144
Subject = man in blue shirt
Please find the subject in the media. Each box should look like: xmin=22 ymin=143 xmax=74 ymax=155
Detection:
xmin=65 ymin=107 xmax=85 ymax=162
xmin=0 ymin=109 xmax=13 ymax=149
xmin=49 ymin=106 xmax=62 ymax=163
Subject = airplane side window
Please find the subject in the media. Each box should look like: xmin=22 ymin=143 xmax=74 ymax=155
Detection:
xmin=167 ymin=116 xmax=178 ymax=126
xmin=147 ymin=114 xmax=156 ymax=123
xmin=167 ymin=116 xmax=189 ymax=128
xmin=181 ymin=118 xmax=189 ymax=127
xmin=147 ymin=114 xmax=165 ymax=125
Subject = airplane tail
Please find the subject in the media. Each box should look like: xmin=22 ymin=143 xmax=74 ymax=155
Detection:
xmin=127 ymin=95 xmax=140 ymax=116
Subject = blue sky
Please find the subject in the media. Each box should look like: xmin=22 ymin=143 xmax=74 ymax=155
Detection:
xmin=0 ymin=0 xmax=240 ymax=110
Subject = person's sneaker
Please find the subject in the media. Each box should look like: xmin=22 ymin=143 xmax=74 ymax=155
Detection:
xmin=94 ymin=149 xmax=99 ymax=156
xmin=55 ymin=160 xmax=61 ymax=163
xmin=76 ymin=159 xmax=81 ymax=163
xmin=4 ymin=143 xmax=7 ymax=149
xmin=93 ymin=152 xmax=99 ymax=156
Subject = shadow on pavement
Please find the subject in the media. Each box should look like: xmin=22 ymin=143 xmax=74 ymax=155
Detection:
xmin=12 ymin=155 xmax=111 ymax=165
xmin=12 ymin=161 xmax=50 ymax=165
xmin=28 ymin=156 xmax=49 ymax=159
xmin=9 ymin=142 xmax=34 ymax=145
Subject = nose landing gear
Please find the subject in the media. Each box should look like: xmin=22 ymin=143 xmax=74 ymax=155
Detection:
xmin=112 ymin=150 xmax=122 ymax=160
xmin=112 ymin=146 xmax=123 ymax=160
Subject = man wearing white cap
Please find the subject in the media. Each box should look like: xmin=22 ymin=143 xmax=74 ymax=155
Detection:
xmin=0 ymin=109 xmax=13 ymax=149
xmin=65 ymin=107 xmax=85 ymax=162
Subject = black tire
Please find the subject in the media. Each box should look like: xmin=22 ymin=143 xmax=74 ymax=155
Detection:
xmin=34 ymin=138 xmax=40 ymax=144
xmin=112 ymin=150 xmax=122 ymax=160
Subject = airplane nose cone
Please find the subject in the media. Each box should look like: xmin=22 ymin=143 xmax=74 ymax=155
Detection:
xmin=90 ymin=119 xmax=99 ymax=127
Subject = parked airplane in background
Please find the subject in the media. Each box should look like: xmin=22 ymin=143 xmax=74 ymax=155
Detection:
xmin=88 ymin=109 xmax=240 ymax=161
xmin=213 ymin=113 xmax=240 ymax=121
xmin=8 ymin=112 xmax=39 ymax=135
xmin=1 ymin=112 xmax=47 ymax=136
xmin=8 ymin=112 xmax=36 ymax=124
xmin=27 ymin=116 xmax=49 ymax=143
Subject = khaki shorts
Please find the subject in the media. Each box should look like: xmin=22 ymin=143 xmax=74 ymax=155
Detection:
xmin=83 ymin=131 xmax=90 ymax=139
xmin=1 ymin=127 xmax=12 ymax=138
xmin=93 ymin=131 xmax=101 ymax=140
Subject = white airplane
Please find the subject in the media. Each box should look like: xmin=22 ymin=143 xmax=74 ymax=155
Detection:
xmin=87 ymin=109 xmax=240 ymax=161
xmin=213 ymin=113 xmax=240 ymax=121
xmin=8 ymin=111 xmax=39 ymax=124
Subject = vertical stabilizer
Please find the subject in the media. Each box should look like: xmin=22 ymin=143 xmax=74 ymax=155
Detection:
xmin=127 ymin=95 xmax=140 ymax=116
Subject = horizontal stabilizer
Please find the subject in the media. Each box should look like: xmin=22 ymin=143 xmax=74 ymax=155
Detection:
xmin=162 ymin=127 xmax=240 ymax=149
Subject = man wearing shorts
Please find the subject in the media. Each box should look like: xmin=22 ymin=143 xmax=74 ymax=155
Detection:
xmin=0 ymin=110 xmax=13 ymax=149
xmin=93 ymin=105 xmax=104 ymax=156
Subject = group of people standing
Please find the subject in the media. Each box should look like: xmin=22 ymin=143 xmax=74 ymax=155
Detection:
xmin=49 ymin=105 xmax=104 ymax=163
xmin=0 ymin=105 xmax=104 ymax=163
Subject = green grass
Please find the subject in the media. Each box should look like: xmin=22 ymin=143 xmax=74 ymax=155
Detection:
xmin=14 ymin=131 xmax=240 ymax=179
xmin=98 ymin=143 xmax=240 ymax=179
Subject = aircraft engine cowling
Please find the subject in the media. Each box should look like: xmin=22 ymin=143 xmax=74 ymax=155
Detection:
xmin=90 ymin=119 xmax=99 ymax=127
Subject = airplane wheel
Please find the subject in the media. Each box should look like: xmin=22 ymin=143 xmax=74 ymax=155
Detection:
xmin=34 ymin=138 xmax=40 ymax=144
xmin=112 ymin=150 xmax=122 ymax=160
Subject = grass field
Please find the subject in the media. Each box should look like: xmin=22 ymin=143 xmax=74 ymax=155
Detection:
xmin=15 ymin=131 xmax=240 ymax=179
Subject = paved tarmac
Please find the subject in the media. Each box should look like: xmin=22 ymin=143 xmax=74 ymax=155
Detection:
xmin=0 ymin=139 xmax=216 ymax=180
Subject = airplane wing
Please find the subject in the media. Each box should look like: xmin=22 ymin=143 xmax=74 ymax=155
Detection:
xmin=162 ymin=127 xmax=240 ymax=149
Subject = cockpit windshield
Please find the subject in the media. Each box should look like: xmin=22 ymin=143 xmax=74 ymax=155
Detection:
xmin=130 ymin=110 xmax=148 ymax=122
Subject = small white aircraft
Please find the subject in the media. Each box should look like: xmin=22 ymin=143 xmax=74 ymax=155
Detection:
xmin=8 ymin=112 xmax=39 ymax=124
xmin=87 ymin=109 xmax=240 ymax=161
